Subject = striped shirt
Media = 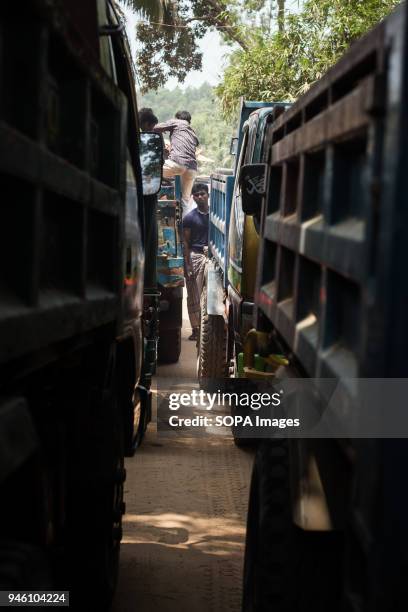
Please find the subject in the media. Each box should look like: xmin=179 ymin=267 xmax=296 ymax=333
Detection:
xmin=154 ymin=119 xmax=199 ymax=171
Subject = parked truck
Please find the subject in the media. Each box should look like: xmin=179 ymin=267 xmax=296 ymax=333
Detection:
xmin=0 ymin=1 xmax=162 ymax=608
xmin=238 ymin=3 xmax=408 ymax=610
xmin=198 ymin=100 xmax=289 ymax=397
xmin=156 ymin=178 xmax=184 ymax=363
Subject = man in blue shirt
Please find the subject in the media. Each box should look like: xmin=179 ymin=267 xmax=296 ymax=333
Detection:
xmin=182 ymin=182 xmax=209 ymax=340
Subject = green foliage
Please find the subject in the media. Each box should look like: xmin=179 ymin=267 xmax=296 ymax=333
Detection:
xmin=139 ymin=83 xmax=235 ymax=173
xmin=132 ymin=0 xmax=400 ymax=121
xmin=137 ymin=20 xmax=202 ymax=91
xmin=216 ymin=0 xmax=400 ymax=118
xmin=131 ymin=0 xmax=284 ymax=90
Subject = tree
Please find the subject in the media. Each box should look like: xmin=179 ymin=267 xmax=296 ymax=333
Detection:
xmin=120 ymin=0 xmax=170 ymax=21
xmin=123 ymin=1 xmax=289 ymax=91
xmin=216 ymin=0 xmax=400 ymax=118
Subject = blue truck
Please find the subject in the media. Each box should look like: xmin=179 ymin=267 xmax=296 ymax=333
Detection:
xmin=156 ymin=178 xmax=184 ymax=363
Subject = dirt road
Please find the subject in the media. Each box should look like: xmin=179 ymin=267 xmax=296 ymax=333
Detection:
xmin=112 ymin=296 xmax=255 ymax=612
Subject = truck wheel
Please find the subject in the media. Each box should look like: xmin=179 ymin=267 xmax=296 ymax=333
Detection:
xmin=243 ymin=440 xmax=342 ymax=612
xmin=67 ymin=347 xmax=125 ymax=610
xmin=198 ymin=285 xmax=227 ymax=390
xmin=69 ymin=408 xmax=124 ymax=610
xmin=228 ymin=347 xmax=257 ymax=448
xmin=230 ymin=403 xmax=258 ymax=448
xmin=117 ymin=343 xmax=145 ymax=456
xmin=0 ymin=541 xmax=51 ymax=589
xmin=158 ymin=328 xmax=181 ymax=364
xmin=125 ymin=386 xmax=146 ymax=457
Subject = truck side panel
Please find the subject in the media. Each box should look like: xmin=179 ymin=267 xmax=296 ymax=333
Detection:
xmin=245 ymin=5 xmax=408 ymax=610
xmin=209 ymin=173 xmax=234 ymax=287
xmin=255 ymin=8 xmax=407 ymax=380
xmin=0 ymin=2 xmax=127 ymax=372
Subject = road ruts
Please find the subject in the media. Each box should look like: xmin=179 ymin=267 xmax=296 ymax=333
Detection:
xmin=112 ymin=294 xmax=256 ymax=612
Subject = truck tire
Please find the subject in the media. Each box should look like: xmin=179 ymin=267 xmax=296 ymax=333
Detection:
xmin=70 ymin=421 xmax=124 ymax=610
xmin=66 ymin=346 xmax=125 ymax=610
xmin=231 ymin=402 xmax=258 ymax=448
xmin=243 ymin=440 xmax=342 ymax=612
xmin=117 ymin=341 xmax=145 ymax=456
xmin=198 ymin=285 xmax=228 ymax=390
xmin=0 ymin=541 xmax=51 ymax=589
xmin=124 ymin=386 xmax=147 ymax=456
xmin=228 ymin=354 xmax=258 ymax=448
xmin=158 ymin=328 xmax=181 ymax=364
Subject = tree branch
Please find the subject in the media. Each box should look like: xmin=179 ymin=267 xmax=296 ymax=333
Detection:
xmin=277 ymin=0 xmax=285 ymax=33
xmin=201 ymin=0 xmax=249 ymax=50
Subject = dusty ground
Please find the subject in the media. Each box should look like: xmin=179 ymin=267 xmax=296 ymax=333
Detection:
xmin=112 ymin=295 xmax=255 ymax=612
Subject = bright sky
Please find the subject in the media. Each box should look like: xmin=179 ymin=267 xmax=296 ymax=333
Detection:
xmin=122 ymin=5 xmax=230 ymax=90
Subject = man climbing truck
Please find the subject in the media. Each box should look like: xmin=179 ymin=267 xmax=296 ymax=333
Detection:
xmin=240 ymin=3 xmax=408 ymax=610
xmin=0 ymin=1 xmax=162 ymax=608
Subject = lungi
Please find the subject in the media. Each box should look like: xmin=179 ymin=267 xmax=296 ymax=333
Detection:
xmin=185 ymin=251 xmax=206 ymax=330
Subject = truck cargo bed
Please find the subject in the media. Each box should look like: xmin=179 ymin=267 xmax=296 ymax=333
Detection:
xmin=255 ymin=3 xmax=408 ymax=379
xmin=0 ymin=2 xmax=127 ymax=367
